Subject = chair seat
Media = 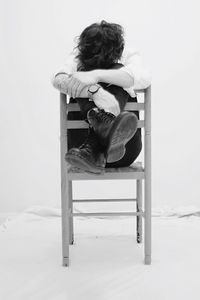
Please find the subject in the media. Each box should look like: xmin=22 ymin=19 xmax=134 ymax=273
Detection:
xmin=67 ymin=161 xmax=144 ymax=180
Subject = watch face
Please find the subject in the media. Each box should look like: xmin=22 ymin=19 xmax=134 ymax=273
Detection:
xmin=89 ymin=84 xmax=99 ymax=93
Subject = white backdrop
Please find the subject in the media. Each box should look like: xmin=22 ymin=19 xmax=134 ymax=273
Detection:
xmin=0 ymin=0 xmax=199 ymax=212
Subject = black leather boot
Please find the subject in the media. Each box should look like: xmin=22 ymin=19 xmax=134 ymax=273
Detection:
xmin=87 ymin=108 xmax=138 ymax=163
xmin=65 ymin=127 xmax=106 ymax=174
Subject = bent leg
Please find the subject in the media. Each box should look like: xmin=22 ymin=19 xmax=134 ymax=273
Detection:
xmin=105 ymin=94 xmax=142 ymax=168
xmin=105 ymin=128 xmax=142 ymax=168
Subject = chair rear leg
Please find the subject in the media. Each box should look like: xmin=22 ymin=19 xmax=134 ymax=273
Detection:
xmin=144 ymin=85 xmax=152 ymax=265
xmin=144 ymin=176 xmax=151 ymax=265
xmin=136 ymin=180 xmax=143 ymax=243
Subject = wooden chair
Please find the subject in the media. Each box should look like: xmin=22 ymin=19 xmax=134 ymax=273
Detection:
xmin=60 ymin=86 xmax=151 ymax=266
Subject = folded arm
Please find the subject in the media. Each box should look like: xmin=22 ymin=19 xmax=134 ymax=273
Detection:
xmin=51 ymin=48 xmax=151 ymax=98
xmin=51 ymin=68 xmax=134 ymax=98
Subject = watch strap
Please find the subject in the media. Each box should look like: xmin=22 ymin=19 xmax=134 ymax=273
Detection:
xmin=88 ymin=84 xmax=101 ymax=99
xmin=55 ymin=72 xmax=71 ymax=78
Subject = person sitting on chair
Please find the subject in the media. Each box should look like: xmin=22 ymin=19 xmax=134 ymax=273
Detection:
xmin=51 ymin=20 xmax=151 ymax=173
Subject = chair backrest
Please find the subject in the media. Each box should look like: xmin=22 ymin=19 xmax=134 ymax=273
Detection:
xmin=60 ymin=87 xmax=151 ymax=173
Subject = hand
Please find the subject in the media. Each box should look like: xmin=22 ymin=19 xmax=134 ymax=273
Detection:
xmin=67 ymin=70 xmax=99 ymax=98
xmin=93 ymin=88 xmax=120 ymax=116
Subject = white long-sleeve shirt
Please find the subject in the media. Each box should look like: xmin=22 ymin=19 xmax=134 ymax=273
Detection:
xmin=51 ymin=48 xmax=151 ymax=97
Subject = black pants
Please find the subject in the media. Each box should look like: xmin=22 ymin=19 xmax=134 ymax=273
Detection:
xmin=67 ymin=65 xmax=142 ymax=168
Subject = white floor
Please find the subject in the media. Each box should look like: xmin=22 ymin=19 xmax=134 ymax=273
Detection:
xmin=0 ymin=206 xmax=200 ymax=300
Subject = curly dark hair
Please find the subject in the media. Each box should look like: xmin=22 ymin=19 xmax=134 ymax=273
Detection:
xmin=75 ymin=20 xmax=125 ymax=71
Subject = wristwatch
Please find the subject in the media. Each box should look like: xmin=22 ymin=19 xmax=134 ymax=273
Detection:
xmin=55 ymin=72 xmax=71 ymax=78
xmin=87 ymin=84 xmax=101 ymax=99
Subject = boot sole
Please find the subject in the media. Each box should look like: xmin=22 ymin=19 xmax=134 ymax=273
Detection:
xmin=65 ymin=152 xmax=105 ymax=174
xmin=106 ymin=112 xmax=138 ymax=163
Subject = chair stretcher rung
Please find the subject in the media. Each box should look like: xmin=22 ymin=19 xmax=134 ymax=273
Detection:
xmin=73 ymin=198 xmax=137 ymax=202
xmin=67 ymin=102 xmax=144 ymax=112
xmin=68 ymin=172 xmax=144 ymax=180
xmin=72 ymin=211 xmax=144 ymax=217
xmin=66 ymin=120 xmax=144 ymax=129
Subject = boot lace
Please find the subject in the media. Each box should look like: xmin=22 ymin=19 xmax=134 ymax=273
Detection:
xmin=95 ymin=109 xmax=115 ymax=124
xmin=79 ymin=128 xmax=98 ymax=153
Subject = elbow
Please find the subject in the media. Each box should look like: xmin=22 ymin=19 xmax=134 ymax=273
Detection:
xmin=141 ymin=74 xmax=152 ymax=89
xmin=133 ymin=70 xmax=152 ymax=90
xmin=120 ymin=70 xmax=135 ymax=88
xmin=51 ymin=74 xmax=59 ymax=90
xmin=50 ymin=74 xmax=68 ymax=94
xmin=143 ymin=70 xmax=152 ymax=88
xmin=124 ymin=77 xmax=135 ymax=88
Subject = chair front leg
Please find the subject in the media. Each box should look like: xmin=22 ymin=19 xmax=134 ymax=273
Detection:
xmin=136 ymin=179 xmax=143 ymax=243
xmin=68 ymin=180 xmax=74 ymax=245
xmin=61 ymin=177 xmax=70 ymax=266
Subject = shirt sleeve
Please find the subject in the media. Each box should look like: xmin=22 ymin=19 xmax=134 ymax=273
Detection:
xmin=120 ymin=48 xmax=152 ymax=90
xmin=50 ymin=52 xmax=78 ymax=86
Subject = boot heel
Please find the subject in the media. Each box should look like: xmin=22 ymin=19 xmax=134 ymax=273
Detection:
xmin=106 ymin=144 xmax=125 ymax=163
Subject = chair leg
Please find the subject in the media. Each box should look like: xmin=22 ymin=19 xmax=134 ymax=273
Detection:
xmin=136 ymin=180 xmax=143 ymax=243
xmin=144 ymin=85 xmax=152 ymax=265
xmin=68 ymin=180 xmax=74 ymax=245
xmin=144 ymin=176 xmax=151 ymax=265
xmin=61 ymin=176 xmax=70 ymax=266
